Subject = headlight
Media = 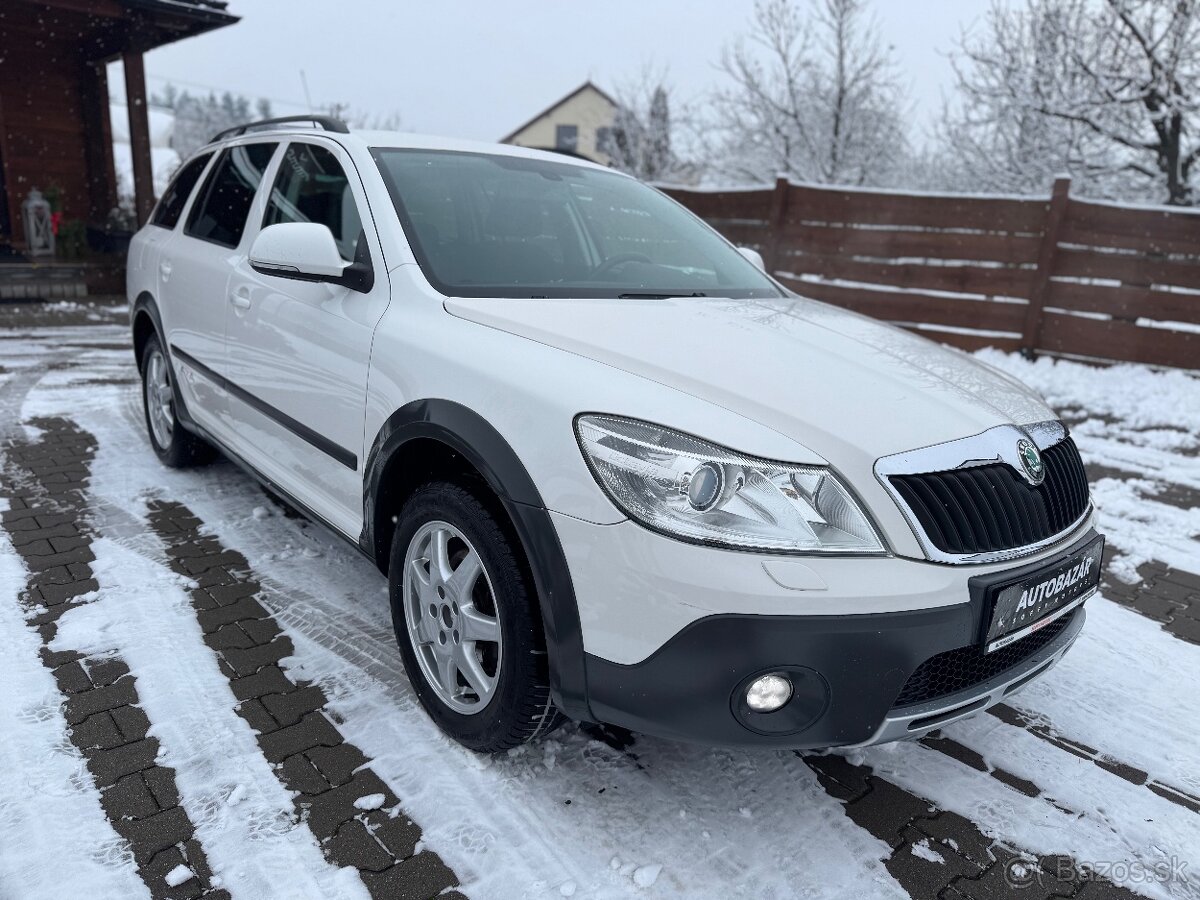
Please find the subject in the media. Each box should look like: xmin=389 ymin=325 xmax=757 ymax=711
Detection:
xmin=575 ymin=415 xmax=884 ymax=553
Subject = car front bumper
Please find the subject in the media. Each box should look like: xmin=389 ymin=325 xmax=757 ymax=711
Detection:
xmin=555 ymin=508 xmax=1097 ymax=748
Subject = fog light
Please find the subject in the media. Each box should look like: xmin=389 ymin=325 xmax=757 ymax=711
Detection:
xmin=745 ymin=673 xmax=792 ymax=712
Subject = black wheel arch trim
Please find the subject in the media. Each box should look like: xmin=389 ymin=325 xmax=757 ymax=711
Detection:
xmin=363 ymin=399 xmax=591 ymax=721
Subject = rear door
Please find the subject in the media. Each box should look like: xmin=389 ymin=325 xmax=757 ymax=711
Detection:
xmin=222 ymin=138 xmax=389 ymax=538
xmin=162 ymin=141 xmax=278 ymax=435
xmin=130 ymin=150 xmax=214 ymax=334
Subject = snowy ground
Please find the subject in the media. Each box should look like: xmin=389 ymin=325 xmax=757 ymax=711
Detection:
xmin=1 ymin=303 xmax=1198 ymax=900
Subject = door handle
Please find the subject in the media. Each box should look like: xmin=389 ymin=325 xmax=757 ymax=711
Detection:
xmin=159 ymin=260 xmax=172 ymax=281
xmin=230 ymin=288 xmax=251 ymax=310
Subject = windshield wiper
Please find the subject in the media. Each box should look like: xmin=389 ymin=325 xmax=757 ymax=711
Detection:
xmin=617 ymin=291 xmax=707 ymax=300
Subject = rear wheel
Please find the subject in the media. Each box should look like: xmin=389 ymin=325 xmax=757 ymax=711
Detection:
xmin=389 ymin=481 xmax=560 ymax=751
xmin=139 ymin=334 xmax=213 ymax=468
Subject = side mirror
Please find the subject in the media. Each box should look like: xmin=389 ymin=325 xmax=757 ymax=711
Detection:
xmin=737 ymin=246 xmax=766 ymax=272
xmin=249 ymin=222 xmax=372 ymax=292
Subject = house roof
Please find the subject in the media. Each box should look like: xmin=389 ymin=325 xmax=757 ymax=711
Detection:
xmin=12 ymin=0 xmax=240 ymax=55
xmin=499 ymin=81 xmax=619 ymax=144
xmin=119 ymin=0 xmax=240 ymax=42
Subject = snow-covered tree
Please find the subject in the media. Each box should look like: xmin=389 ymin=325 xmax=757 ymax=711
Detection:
xmin=707 ymin=0 xmax=908 ymax=185
xmin=602 ymin=73 xmax=694 ymax=182
xmin=325 ymin=102 xmax=404 ymax=132
xmin=947 ymin=0 xmax=1200 ymax=205
xmin=152 ymin=87 xmax=274 ymax=158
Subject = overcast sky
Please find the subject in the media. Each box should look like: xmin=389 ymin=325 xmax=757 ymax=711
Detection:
xmin=116 ymin=0 xmax=999 ymax=145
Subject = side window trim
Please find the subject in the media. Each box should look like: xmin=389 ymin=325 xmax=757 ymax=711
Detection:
xmin=184 ymin=141 xmax=280 ymax=250
xmin=259 ymin=138 xmax=379 ymax=269
xmin=150 ymin=152 xmax=215 ymax=231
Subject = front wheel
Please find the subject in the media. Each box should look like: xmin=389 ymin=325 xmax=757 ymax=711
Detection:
xmin=389 ymin=481 xmax=561 ymax=751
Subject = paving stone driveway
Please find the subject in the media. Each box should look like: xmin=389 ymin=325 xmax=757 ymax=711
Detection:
xmin=2 ymin=300 xmax=1196 ymax=900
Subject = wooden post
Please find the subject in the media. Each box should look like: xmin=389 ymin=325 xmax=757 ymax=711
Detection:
xmin=1021 ymin=176 xmax=1071 ymax=357
xmin=123 ymin=51 xmax=155 ymax=227
xmin=80 ymin=60 xmax=117 ymax=225
xmin=763 ymin=176 xmax=791 ymax=276
xmin=0 ymin=90 xmax=14 ymax=244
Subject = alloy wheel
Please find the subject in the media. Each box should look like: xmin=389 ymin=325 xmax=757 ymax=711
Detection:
xmin=145 ymin=348 xmax=175 ymax=448
xmin=402 ymin=520 xmax=503 ymax=714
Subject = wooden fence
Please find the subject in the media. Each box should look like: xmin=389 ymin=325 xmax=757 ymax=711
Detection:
xmin=659 ymin=177 xmax=1200 ymax=370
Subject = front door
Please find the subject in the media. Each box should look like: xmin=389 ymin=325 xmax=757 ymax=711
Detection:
xmin=222 ymin=138 xmax=390 ymax=539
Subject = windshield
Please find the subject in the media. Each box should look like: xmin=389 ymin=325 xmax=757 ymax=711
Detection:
xmin=371 ymin=148 xmax=782 ymax=299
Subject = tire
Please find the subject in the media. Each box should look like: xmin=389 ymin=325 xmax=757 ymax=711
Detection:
xmin=389 ymin=480 xmax=561 ymax=751
xmin=139 ymin=333 xmax=214 ymax=468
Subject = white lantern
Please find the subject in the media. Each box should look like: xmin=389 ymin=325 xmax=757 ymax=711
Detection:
xmin=21 ymin=188 xmax=55 ymax=257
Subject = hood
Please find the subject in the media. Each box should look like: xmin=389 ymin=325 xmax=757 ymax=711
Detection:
xmin=444 ymin=294 xmax=1055 ymax=469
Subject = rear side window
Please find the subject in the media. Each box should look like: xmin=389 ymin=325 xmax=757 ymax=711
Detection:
xmin=263 ymin=143 xmax=363 ymax=262
xmin=152 ymin=153 xmax=212 ymax=229
xmin=185 ymin=143 xmax=277 ymax=248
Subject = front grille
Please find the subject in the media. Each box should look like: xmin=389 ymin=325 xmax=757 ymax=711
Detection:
xmin=889 ymin=438 xmax=1089 ymax=555
xmin=893 ymin=611 xmax=1074 ymax=708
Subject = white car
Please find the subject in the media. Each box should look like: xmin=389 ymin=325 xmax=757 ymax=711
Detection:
xmin=127 ymin=116 xmax=1103 ymax=752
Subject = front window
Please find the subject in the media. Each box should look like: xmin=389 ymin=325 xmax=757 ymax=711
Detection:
xmin=371 ymin=148 xmax=782 ymax=300
xmin=263 ymin=143 xmax=363 ymax=262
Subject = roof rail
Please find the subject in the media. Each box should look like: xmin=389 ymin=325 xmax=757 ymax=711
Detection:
xmin=211 ymin=114 xmax=350 ymax=143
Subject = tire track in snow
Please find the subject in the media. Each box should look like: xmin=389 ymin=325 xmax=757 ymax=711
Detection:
xmin=138 ymin=497 xmax=462 ymax=900
xmin=70 ymin=432 xmax=461 ymax=897
xmin=801 ymin=751 xmax=1143 ymax=900
xmin=0 ymin=418 xmax=229 ymax=899
xmin=984 ymin=704 xmax=1200 ymax=814
xmin=0 ymin=500 xmax=150 ymax=900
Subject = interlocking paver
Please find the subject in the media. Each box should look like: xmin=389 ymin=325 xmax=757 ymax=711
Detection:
xmin=87 ymin=737 xmax=163 ymax=788
xmin=258 ymin=710 xmax=344 ymax=763
xmin=358 ymin=852 xmax=458 ymax=900
xmin=101 ymin=773 xmax=162 ymax=821
xmin=229 ymin=664 xmax=295 ymax=701
xmin=72 ymin=711 xmax=127 ymax=751
xmin=219 ymin=637 xmax=295 ymax=676
xmin=262 ymin=684 xmax=327 ymax=727
xmin=62 ymin=676 xmax=139 ymax=724
xmin=327 ymin=819 xmax=396 ymax=873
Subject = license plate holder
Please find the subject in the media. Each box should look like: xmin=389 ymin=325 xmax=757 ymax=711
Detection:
xmin=982 ymin=535 xmax=1104 ymax=654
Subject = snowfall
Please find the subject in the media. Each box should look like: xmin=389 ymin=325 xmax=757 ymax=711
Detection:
xmin=1 ymin=309 xmax=1198 ymax=899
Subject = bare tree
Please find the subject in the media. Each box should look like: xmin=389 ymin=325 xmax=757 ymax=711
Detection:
xmin=708 ymin=0 xmax=908 ymax=185
xmin=948 ymin=0 xmax=1200 ymax=205
xmin=602 ymin=69 xmax=699 ymax=183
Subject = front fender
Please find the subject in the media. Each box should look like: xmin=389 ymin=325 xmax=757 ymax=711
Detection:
xmin=363 ymin=399 xmax=591 ymax=721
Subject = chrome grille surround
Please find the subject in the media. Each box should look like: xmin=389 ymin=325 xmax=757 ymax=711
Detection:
xmin=875 ymin=420 xmax=1093 ymax=564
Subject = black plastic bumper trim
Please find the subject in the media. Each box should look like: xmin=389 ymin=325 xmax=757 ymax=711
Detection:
xmin=585 ymin=530 xmax=1099 ymax=748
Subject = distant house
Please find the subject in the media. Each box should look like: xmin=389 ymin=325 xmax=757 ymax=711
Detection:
xmin=499 ymin=81 xmax=618 ymax=165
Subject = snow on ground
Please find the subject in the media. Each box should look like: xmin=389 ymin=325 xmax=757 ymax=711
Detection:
xmin=3 ymin=320 xmax=1200 ymax=899
xmin=49 ymin=537 xmax=370 ymax=900
xmin=979 ymin=350 xmax=1200 ymax=580
xmin=0 ymin=503 xmax=149 ymax=900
